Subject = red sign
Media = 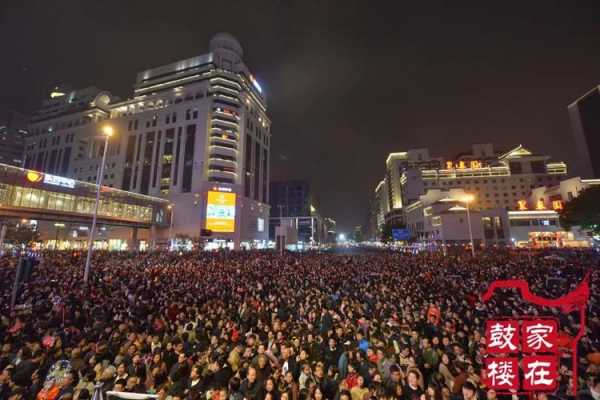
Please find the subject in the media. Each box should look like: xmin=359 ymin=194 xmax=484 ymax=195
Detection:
xmin=481 ymin=275 xmax=590 ymax=394
xmin=486 ymin=320 xmax=519 ymax=353
xmin=484 ymin=357 xmax=519 ymax=390
xmin=522 ymin=319 xmax=558 ymax=353
xmin=522 ymin=355 xmax=558 ymax=391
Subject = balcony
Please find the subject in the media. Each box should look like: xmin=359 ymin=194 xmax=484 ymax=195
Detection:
xmin=209 ymin=145 xmax=237 ymax=160
xmin=207 ymin=169 xmax=237 ymax=182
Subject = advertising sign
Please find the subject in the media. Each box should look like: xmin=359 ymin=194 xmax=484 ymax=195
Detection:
xmin=392 ymin=228 xmax=411 ymax=241
xmin=206 ymin=191 xmax=236 ymax=233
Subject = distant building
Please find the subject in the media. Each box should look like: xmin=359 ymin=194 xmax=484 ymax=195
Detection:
xmin=371 ymin=144 xmax=569 ymax=238
xmin=268 ymin=180 xmax=330 ymax=245
xmin=568 ymin=85 xmax=600 ymax=178
xmin=270 ymin=180 xmax=312 ymax=217
xmin=403 ymin=177 xmax=599 ymax=248
xmin=0 ymin=111 xmax=28 ymax=167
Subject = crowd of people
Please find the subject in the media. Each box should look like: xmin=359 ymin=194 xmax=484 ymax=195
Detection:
xmin=0 ymin=249 xmax=598 ymax=400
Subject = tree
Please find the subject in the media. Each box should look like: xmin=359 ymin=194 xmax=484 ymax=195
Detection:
xmin=559 ymin=187 xmax=600 ymax=234
xmin=6 ymin=224 xmax=40 ymax=247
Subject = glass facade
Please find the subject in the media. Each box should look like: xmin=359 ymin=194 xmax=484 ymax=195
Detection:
xmin=0 ymin=184 xmax=153 ymax=223
xmin=0 ymin=164 xmax=170 ymax=225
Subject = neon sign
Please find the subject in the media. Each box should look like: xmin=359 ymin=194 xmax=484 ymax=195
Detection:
xmin=445 ymin=160 xmax=484 ymax=169
xmin=250 ymin=75 xmax=262 ymax=94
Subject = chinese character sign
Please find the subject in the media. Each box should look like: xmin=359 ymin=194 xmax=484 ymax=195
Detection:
xmin=485 ymin=319 xmax=559 ymax=392
xmin=484 ymin=357 xmax=519 ymax=390
xmin=522 ymin=320 xmax=558 ymax=353
xmin=486 ymin=320 xmax=519 ymax=353
xmin=522 ymin=356 xmax=558 ymax=391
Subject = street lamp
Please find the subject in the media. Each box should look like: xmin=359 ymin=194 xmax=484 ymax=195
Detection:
xmin=167 ymin=204 xmax=174 ymax=250
xmin=461 ymin=194 xmax=475 ymax=257
xmin=84 ymin=125 xmax=113 ymax=284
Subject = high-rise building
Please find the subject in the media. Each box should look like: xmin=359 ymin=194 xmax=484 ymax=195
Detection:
xmin=269 ymin=180 xmax=312 ymax=217
xmin=568 ymin=85 xmax=600 ymax=178
xmin=0 ymin=111 xmax=28 ymax=167
xmin=268 ymin=180 xmax=323 ymax=244
xmin=24 ymin=33 xmax=271 ymax=248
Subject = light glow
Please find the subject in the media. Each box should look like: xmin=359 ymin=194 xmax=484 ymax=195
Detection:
xmin=206 ymin=191 xmax=236 ymax=233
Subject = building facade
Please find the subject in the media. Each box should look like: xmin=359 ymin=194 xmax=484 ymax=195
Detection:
xmin=0 ymin=111 xmax=29 ymax=167
xmin=24 ymin=33 xmax=271 ymax=248
xmin=268 ymin=180 xmax=326 ymax=245
xmin=372 ymin=144 xmax=568 ymax=237
xmin=568 ymin=85 xmax=600 ymax=178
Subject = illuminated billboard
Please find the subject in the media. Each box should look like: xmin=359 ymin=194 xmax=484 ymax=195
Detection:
xmin=206 ymin=191 xmax=236 ymax=232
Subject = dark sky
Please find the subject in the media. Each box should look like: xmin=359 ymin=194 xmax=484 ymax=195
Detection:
xmin=2 ymin=1 xmax=600 ymax=232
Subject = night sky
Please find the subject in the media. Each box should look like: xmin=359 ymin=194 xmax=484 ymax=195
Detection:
xmin=2 ymin=1 xmax=600 ymax=232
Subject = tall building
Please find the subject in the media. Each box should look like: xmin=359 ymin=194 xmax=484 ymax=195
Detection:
xmin=269 ymin=180 xmax=312 ymax=217
xmin=269 ymin=180 xmax=323 ymax=245
xmin=568 ymin=85 xmax=600 ymax=178
xmin=24 ymin=33 xmax=271 ymax=248
xmin=372 ymin=143 xmax=569 ymax=238
xmin=0 ymin=111 xmax=28 ymax=167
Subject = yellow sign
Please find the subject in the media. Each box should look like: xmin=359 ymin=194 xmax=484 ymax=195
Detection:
xmin=26 ymin=171 xmax=43 ymax=183
xmin=206 ymin=191 xmax=236 ymax=232
xmin=517 ymin=200 xmax=528 ymax=210
xmin=445 ymin=160 xmax=483 ymax=169
xmin=536 ymin=200 xmax=547 ymax=210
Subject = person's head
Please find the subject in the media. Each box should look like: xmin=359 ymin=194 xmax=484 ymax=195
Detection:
xmin=113 ymin=379 xmax=127 ymax=392
xmin=486 ymin=389 xmax=497 ymax=400
xmin=285 ymin=371 xmax=294 ymax=384
xmin=78 ymin=389 xmax=90 ymax=400
xmin=588 ymin=376 xmax=600 ymax=395
xmin=441 ymin=353 xmax=450 ymax=365
xmin=61 ymin=372 xmax=75 ymax=388
xmin=247 ymin=367 xmax=257 ymax=383
xmin=190 ymin=365 xmax=201 ymax=380
xmin=356 ymin=375 xmax=364 ymax=388
xmin=117 ymin=363 xmax=127 ymax=376
xmin=313 ymin=387 xmax=324 ymax=400
xmin=441 ymin=386 xmax=451 ymax=400
xmin=178 ymin=352 xmax=186 ymax=364
xmin=265 ymin=378 xmax=275 ymax=392
xmin=328 ymin=338 xmax=336 ymax=349
xmin=407 ymin=370 xmax=419 ymax=388
xmin=126 ymin=376 xmax=138 ymax=390
xmin=339 ymin=390 xmax=351 ymax=400
xmin=462 ymin=381 xmax=477 ymax=400
xmin=258 ymin=354 xmax=267 ymax=368
xmin=390 ymin=365 xmax=402 ymax=383
xmin=229 ymin=376 xmax=241 ymax=393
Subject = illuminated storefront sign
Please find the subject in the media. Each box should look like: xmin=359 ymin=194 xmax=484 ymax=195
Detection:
xmin=26 ymin=170 xmax=75 ymax=189
xmin=44 ymin=174 xmax=75 ymax=189
xmin=26 ymin=171 xmax=43 ymax=183
xmin=206 ymin=191 xmax=236 ymax=233
xmin=445 ymin=160 xmax=484 ymax=169
xmin=535 ymin=200 xmax=547 ymax=210
xmin=517 ymin=200 xmax=528 ymax=211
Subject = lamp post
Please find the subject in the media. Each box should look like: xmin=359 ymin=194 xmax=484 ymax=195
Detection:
xmin=462 ymin=194 xmax=475 ymax=257
xmin=168 ymin=204 xmax=174 ymax=250
xmin=84 ymin=126 xmax=113 ymax=284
